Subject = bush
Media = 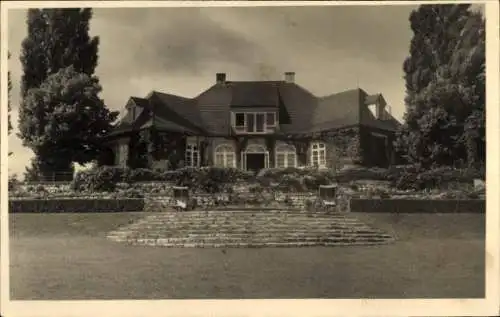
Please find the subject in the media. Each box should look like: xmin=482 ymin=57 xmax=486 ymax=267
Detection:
xmin=8 ymin=175 xmax=20 ymax=191
xmin=72 ymin=166 xmax=129 ymax=192
xmin=336 ymin=166 xmax=389 ymax=183
xmin=278 ymin=175 xmax=305 ymax=192
xmin=126 ymin=168 xmax=157 ymax=182
xmin=120 ymin=188 xmax=145 ymax=198
xmin=72 ymin=166 xmax=254 ymax=194
xmin=257 ymin=168 xmax=336 ymax=192
xmin=172 ymin=167 xmax=252 ymax=193
xmin=9 ymin=198 xmax=145 ymax=213
xmin=389 ymin=166 xmax=484 ymax=191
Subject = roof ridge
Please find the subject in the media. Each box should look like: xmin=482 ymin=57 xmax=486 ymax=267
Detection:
xmin=151 ymin=90 xmax=192 ymax=101
xmin=319 ymin=87 xmax=367 ymax=100
xmin=226 ymin=80 xmax=284 ymax=83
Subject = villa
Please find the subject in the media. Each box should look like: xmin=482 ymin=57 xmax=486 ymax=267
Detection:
xmin=102 ymin=72 xmax=401 ymax=171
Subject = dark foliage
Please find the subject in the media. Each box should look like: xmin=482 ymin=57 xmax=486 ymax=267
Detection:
xmin=18 ymin=9 xmax=118 ymax=179
xmin=396 ymin=5 xmax=485 ymax=168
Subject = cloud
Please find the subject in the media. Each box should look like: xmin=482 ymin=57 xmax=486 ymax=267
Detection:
xmin=92 ymin=8 xmax=268 ymax=77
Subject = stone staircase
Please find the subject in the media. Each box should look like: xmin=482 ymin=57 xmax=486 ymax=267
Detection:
xmin=107 ymin=210 xmax=396 ymax=248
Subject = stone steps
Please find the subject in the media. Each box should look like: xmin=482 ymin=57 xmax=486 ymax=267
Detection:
xmin=107 ymin=211 xmax=395 ymax=248
xmin=109 ymin=231 xmax=393 ymax=238
xmin=126 ymin=240 xmax=391 ymax=248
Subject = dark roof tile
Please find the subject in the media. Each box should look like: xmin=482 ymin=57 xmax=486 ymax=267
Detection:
xmin=110 ymin=78 xmax=401 ymax=136
xmin=229 ymin=81 xmax=281 ymax=107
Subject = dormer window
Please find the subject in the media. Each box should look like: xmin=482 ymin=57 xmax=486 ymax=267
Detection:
xmin=232 ymin=112 xmax=278 ymax=134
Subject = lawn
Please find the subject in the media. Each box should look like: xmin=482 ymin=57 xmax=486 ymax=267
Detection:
xmin=9 ymin=212 xmax=485 ymax=299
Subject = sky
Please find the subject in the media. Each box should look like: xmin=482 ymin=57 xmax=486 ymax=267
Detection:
xmin=6 ymin=4 xmax=442 ymax=177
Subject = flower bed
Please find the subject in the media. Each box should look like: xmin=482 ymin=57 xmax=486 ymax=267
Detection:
xmin=9 ymin=165 xmax=485 ymax=212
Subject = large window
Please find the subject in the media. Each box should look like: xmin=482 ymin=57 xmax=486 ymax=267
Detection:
xmin=232 ymin=112 xmax=277 ymax=134
xmin=185 ymin=143 xmax=200 ymax=167
xmin=275 ymin=144 xmax=297 ymax=168
xmin=214 ymin=144 xmax=236 ymax=168
xmin=311 ymin=142 xmax=326 ymax=168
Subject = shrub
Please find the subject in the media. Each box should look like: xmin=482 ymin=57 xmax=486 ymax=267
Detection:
xmin=389 ymin=166 xmax=484 ymax=191
xmin=170 ymin=167 xmax=251 ymax=193
xmin=304 ymin=198 xmax=315 ymax=211
xmin=126 ymin=168 xmax=157 ymax=182
xmin=302 ymin=173 xmax=332 ymax=191
xmin=120 ymin=188 xmax=145 ymax=198
xmin=35 ymin=184 xmax=47 ymax=193
xmin=257 ymin=168 xmax=336 ymax=193
xmin=8 ymin=175 xmax=20 ymax=191
xmin=278 ymin=175 xmax=305 ymax=192
xmin=71 ymin=166 xmax=127 ymax=192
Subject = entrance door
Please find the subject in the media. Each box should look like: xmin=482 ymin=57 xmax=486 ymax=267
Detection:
xmin=370 ymin=134 xmax=388 ymax=167
xmin=246 ymin=153 xmax=266 ymax=172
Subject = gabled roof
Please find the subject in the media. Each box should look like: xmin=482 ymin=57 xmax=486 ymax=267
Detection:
xmin=312 ymin=88 xmax=363 ymax=131
xmin=109 ymin=97 xmax=150 ymax=136
xmin=148 ymin=91 xmax=205 ymax=133
xmin=130 ymin=96 xmax=150 ymax=109
xmin=110 ymin=76 xmax=401 ymax=137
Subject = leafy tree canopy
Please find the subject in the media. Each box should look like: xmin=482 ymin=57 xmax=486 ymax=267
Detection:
xmin=396 ymin=5 xmax=485 ymax=168
xmin=19 ymin=66 xmax=118 ymax=167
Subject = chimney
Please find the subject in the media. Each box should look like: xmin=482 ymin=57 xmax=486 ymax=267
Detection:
xmin=284 ymin=72 xmax=295 ymax=83
xmin=216 ymin=73 xmax=226 ymax=84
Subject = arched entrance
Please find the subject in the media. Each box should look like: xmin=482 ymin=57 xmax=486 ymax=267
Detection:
xmin=242 ymin=144 xmax=269 ymax=172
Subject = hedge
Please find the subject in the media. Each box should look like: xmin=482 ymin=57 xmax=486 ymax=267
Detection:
xmin=71 ymin=166 xmax=254 ymax=193
xmin=9 ymin=198 xmax=145 ymax=213
xmin=349 ymin=199 xmax=485 ymax=214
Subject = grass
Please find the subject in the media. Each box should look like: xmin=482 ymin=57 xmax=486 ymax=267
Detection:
xmin=9 ymin=212 xmax=485 ymax=300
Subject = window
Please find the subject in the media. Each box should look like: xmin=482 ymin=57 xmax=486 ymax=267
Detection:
xmin=232 ymin=112 xmax=278 ymax=133
xmin=311 ymin=142 xmax=326 ymax=168
xmin=266 ymin=112 xmax=276 ymax=126
xmin=214 ymin=144 xmax=236 ymax=168
xmin=235 ymin=113 xmax=245 ymax=127
xmin=185 ymin=143 xmax=200 ymax=167
xmin=247 ymin=113 xmax=255 ymax=132
xmin=256 ymin=113 xmax=265 ymax=132
xmin=275 ymin=144 xmax=297 ymax=168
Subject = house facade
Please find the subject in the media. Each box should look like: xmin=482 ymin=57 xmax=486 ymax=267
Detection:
xmin=101 ymin=72 xmax=402 ymax=172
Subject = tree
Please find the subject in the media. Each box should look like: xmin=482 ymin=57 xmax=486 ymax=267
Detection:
xmin=20 ymin=8 xmax=99 ymax=96
xmin=19 ymin=66 xmax=118 ymax=180
xmin=396 ymin=5 xmax=485 ymax=168
xmin=18 ymin=8 xmax=114 ymax=180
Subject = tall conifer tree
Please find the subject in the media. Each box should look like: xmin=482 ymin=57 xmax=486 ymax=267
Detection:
xmin=396 ymin=4 xmax=485 ymax=168
xmin=18 ymin=9 xmax=117 ymax=180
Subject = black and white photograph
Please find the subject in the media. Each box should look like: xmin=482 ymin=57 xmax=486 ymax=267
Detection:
xmin=1 ymin=1 xmax=498 ymax=316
